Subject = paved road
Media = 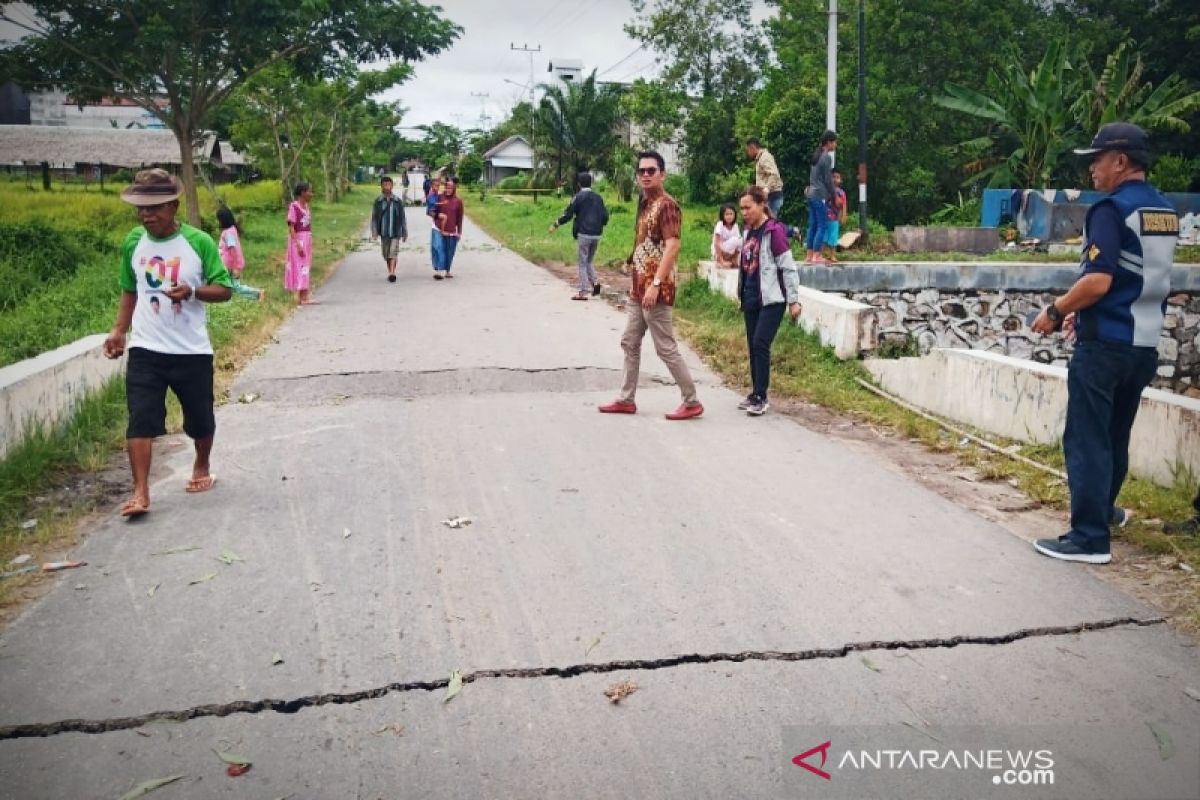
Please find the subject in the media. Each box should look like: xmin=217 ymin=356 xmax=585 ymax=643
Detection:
xmin=1 ymin=213 xmax=1197 ymax=799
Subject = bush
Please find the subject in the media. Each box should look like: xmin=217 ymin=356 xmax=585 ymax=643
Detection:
xmin=1151 ymin=154 xmax=1199 ymax=193
xmin=711 ymin=169 xmax=753 ymax=205
xmin=496 ymin=174 xmax=530 ymax=191
xmin=928 ymin=192 xmax=983 ymax=226
xmin=664 ymin=173 xmax=689 ymax=199
xmin=0 ymin=222 xmax=109 ymax=310
xmin=457 ymin=153 xmax=484 ymax=185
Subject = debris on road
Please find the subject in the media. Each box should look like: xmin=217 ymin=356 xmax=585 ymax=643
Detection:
xmin=20 ymin=518 xmax=37 ymax=530
xmin=1147 ymin=721 xmax=1174 ymax=760
xmin=343 ymin=527 xmax=352 ymax=539
xmin=604 ymin=679 xmax=638 ymax=704
xmin=444 ymin=670 xmax=464 ymax=703
xmin=442 ymin=516 xmax=473 ymax=529
xmin=74 ymin=583 xmax=87 ymax=591
xmin=1184 ymin=686 xmax=1200 ymax=702
xmin=188 ymin=572 xmax=218 ymax=586
xmin=584 ymin=632 xmax=604 ymax=657
xmin=0 ymin=565 xmax=38 ymax=580
xmin=118 ymin=774 xmax=187 ymax=799
xmin=238 ymin=392 xmax=259 ymax=404
xmin=373 ymin=724 xmax=405 ymax=736
xmin=215 ymin=750 xmax=252 ymax=777
xmin=152 ymin=545 xmax=200 ymax=557
xmin=271 ymin=652 xmax=284 ymax=666
xmin=215 ymin=549 xmax=244 ymax=565
xmin=147 ymin=583 xmax=160 ymax=598
xmin=10 ymin=554 xmax=32 ymax=566
xmin=861 ymin=656 xmax=882 ymax=673
xmin=42 ymin=560 xmax=86 ymax=572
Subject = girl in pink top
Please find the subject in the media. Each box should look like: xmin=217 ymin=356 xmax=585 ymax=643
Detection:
xmin=285 ymin=182 xmax=315 ymax=304
xmin=216 ymin=206 xmax=264 ymax=302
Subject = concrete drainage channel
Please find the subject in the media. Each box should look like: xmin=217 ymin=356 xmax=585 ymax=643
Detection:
xmin=0 ymin=616 xmax=1163 ymax=740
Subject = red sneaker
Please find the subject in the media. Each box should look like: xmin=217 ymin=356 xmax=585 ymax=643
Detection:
xmin=665 ymin=402 xmax=704 ymax=420
xmin=598 ymin=400 xmax=637 ymax=414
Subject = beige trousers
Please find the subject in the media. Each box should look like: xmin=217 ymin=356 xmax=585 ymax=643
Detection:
xmin=618 ymin=301 xmax=698 ymax=404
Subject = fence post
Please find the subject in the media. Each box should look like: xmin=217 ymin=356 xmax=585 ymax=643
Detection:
xmin=41 ymin=161 xmax=51 ymax=191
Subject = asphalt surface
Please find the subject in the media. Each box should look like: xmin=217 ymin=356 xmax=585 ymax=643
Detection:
xmin=1 ymin=212 xmax=1197 ymax=799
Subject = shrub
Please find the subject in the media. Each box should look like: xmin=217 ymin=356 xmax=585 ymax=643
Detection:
xmin=664 ymin=173 xmax=689 ymax=199
xmin=1151 ymin=154 xmax=1199 ymax=193
xmin=0 ymin=222 xmax=109 ymax=310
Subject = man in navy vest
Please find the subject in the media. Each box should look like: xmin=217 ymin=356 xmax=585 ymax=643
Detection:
xmin=1031 ymin=122 xmax=1178 ymax=564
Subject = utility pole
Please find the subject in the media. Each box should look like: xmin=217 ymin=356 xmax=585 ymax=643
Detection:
xmin=857 ymin=0 xmax=868 ymax=241
xmin=470 ymin=91 xmax=491 ymax=129
xmin=826 ymin=0 xmax=838 ymax=139
xmin=511 ymin=43 xmax=541 ymax=156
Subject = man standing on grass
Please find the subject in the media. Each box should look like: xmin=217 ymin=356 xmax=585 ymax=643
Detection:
xmin=1031 ymin=122 xmax=1178 ymax=564
xmin=433 ymin=176 xmax=464 ymax=279
xmin=746 ymin=138 xmax=784 ymax=218
xmin=598 ymin=151 xmax=703 ymax=421
xmin=103 ymin=169 xmax=233 ymax=518
xmin=549 ymin=171 xmax=609 ymax=301
xmin=371 ymin=175 xmax=408 ymax=283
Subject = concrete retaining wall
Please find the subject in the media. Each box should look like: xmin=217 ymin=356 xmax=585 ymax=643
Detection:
xmin=0 ymin=335 xmax=124 ymax=459
xmin=865 ymin=348 xmax=1200 ymax=487
xmin=698 ymin=261 xmax=877 ymax=359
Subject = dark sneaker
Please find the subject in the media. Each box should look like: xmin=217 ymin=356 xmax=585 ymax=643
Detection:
xmin=746 ymin=398 xmax=769 ymax=416
xmin=1033 ymin=536 xmax=1111 ymax=564
xmin=1111 ymin=507 xmax=1132 ymax=528
xmin=1165 ymin=515 xmax=1200 ymax=536
xmin=592 ymin=281 xmax=602 ymax=296
xmin=737 ymin=394 xmax=756 ymax=410
xmin=433 ymin=273 xmax=444 ymax=280
xmin=387 ymin=274 xmax=397 ymax=283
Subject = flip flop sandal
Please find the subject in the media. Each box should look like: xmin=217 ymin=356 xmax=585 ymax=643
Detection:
xmin=120 ymin=498 xmax=150 ymax=518
xmin=185 ymin=474 xmax=217 ymax=494
xmin=571 ymin=292 xmax=590 ymax=301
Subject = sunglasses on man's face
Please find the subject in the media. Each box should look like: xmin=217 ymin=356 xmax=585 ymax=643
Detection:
xmin=636 ymin=166 xmax=659 ymax=176
xmin=137 ymin=202 xmax=173 ymax=213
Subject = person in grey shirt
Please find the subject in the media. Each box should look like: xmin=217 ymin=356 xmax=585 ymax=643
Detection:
xmin=804 ymin=130 xmax=838 ymax=264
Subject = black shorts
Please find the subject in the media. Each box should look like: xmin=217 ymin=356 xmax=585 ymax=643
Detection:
xmin=126 ymin=347 xmax=216 ymax=440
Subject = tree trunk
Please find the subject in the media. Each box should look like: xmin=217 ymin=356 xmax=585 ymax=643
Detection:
xmin=174 ymin=121 xmax=203 ymax=227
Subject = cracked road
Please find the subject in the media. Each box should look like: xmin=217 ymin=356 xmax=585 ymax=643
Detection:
xmin=1 ymin=214 xmax=1198 ymax=798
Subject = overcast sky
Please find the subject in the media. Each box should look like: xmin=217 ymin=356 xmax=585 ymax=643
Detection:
xmin=387 ymin=0 xmax=774 ymax=132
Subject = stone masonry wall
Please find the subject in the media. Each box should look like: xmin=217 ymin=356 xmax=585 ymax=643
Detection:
xmin=847 ymin=289 xmax=1200 ymax=397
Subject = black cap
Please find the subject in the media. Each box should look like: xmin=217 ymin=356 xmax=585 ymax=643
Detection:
xmin=1073 ymin=122 xmax=1150 ymax=161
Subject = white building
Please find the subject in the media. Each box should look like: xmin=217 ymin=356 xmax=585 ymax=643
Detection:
xmin=28 ymin=89 xmax=166 ymax=129
xmin=482 ymin=135 xmax=534 ymax=186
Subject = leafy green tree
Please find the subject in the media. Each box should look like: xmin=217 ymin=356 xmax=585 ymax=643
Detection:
xmin=416 ymin=122 xmax=466 ymax=173
xmin=625 ymin=0 xmax=764 ymax=203
xmin=536 ymin=71 xmax=624 ymax=183
xmin=457 ymin=153 xmax=484 ymax=185
xmin=0 ymin=0 xmax=459 ymax=224
xmin=1078 ymin=41 xmax=1200 ymax=135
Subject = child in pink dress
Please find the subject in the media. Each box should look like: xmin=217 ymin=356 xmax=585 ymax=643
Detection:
xmin=217 ymin=205 xmax=265 ymax=302
xmin=285 ymin=182 xmax=315 ymax=305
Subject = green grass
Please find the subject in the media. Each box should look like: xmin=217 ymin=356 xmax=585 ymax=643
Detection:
xmin=0 ymin=182 xmax=373 ymax=590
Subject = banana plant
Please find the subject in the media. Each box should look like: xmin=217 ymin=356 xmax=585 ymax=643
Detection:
xmin=1077 ymin=40 xmax=1200 ymax=134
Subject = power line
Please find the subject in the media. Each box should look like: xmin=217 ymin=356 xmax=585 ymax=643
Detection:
xmin=598 ymin=44 xmax=646 ymax=77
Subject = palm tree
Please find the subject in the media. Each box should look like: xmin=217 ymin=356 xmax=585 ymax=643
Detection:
xmin=536 ymin=70 xmax=624 ymax=184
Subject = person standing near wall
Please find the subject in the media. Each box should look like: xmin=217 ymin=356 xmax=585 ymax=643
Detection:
xmin=736 ymin=186 xmax=802 ymax=416
xmin=550 ymin=171 xmax=609 ymax=300
xmin=745 ymin=138 xmax=784 ymax=219
xmin=1031 ymin=122 xmax=1178 ymax=564
xmin=804 ymin=130 xmax=838 ymax=265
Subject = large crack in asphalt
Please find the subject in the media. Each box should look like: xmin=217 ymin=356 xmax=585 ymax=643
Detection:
xmin=0 ymin=616 xmax=1164 ymax=740
xmin=233 ymin=366 xmax=677 ymax=404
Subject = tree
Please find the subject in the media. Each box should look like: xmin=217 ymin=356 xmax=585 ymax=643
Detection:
xmin=0 ymin=1 xmax=459 ymax=224
xmin=1078 ymin=41 xmax=1200 ymax=135
xmin=536 ymin=71 xmax=624 ymax=183
xmin=625 ymin=0 xmax=764 ymax=202
xmin=415 ymin=123 xmax=466 ymax=173
xmin=936 ymin=41 xmax=1086 ymax=189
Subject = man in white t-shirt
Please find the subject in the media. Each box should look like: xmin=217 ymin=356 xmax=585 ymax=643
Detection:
xmin=103 ymin=169 xmax=233 ymax=517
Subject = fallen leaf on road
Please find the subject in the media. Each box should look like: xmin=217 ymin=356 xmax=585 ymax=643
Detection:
xmin=372 ymin=724 xmax=405 ymax=736
xmin=444 ymin=670 xmax=463 ymax=703
xmin=238 ymin=393 xmax=259 ymax=404
xmin=604 ymin=679 xmax=638 ymax=704
xmin=152 ymin=545 xmax=200 ymax=557
xmin=118 ymin=775 xmax=187 ymax=799
xmin=147 ymin=583 xmax=159 ymax=598
xmin=1184 ymin=687 xmax=1200 ymax=702
xmin=1147 ymin=721 xmax=1174 ymax=760
xmin=215 ymin=750 xmax=251 ymax=767
xmin=271 ymin=652 xmax=284 ymax=665
xmin=584 ymin=632 xmax=604 ymax=657
xmin=442 ymin=516 xmax=473 ymax=529
xmin=861 ymin=656 xmax=881 ymax=673
xmin=215 ymin=549 xmax=244 ymax=565
xmin=188 ymin=572 xmax=218 ymax=586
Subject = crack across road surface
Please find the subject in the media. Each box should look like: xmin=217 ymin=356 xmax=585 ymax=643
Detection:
xmin=0 ymin=616 xmax=1163 ymax=740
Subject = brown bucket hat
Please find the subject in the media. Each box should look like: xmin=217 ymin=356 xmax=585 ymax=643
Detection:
xmin=120 ymin=168 xmax=184 ymax=206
